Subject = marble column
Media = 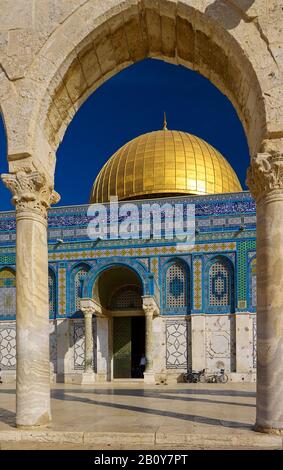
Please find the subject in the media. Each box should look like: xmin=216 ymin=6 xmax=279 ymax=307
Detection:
xmin=80 ymin=298 xmax=102 ymax=384
xmin=1 ymin=170 xmax=60 ymax=428
xmin=247 ymin=150 xmax=283 ymax=434
xmin=142 ymin=296 xmax=159 ymax=384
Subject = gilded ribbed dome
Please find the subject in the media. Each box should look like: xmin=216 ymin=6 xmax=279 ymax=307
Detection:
xmin=90 ymin=129 xmax=242 ymax=203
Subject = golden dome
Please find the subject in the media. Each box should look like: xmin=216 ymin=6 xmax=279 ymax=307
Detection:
xmin=90 ymin=129 xmax=242 ymax=203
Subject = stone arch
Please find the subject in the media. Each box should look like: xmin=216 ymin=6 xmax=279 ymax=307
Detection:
xmin=1 ymin=0 xmax=281 ymax=179
xmin=83 ymin=258 xmax=150 ymax=299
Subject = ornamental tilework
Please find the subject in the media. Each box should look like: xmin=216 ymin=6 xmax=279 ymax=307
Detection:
xmin=166 ymin=263 xmax=187 ymax=308
xmin=48 ymin=270 xmax=56 ymax=317
xmin=209 ymin=261 xmax=230 ymax=306
xmin=193 ymin=257 xmax=202 ymax=310
xmin=48 ymin=242 xmax=237 ymax=263
xmin=0 ymin=325 xmax=16 ymax=369
xmin=237 ymin=241 xmax=256 ymax=302
xmin=150 ymin=258 xmax=159 ymax=283
xmin=73 ymin=320 xmax=97 ymax=371
xmin=0 ymin=269 xmax=16 ymax=318
xmin=166 ymin=320 xmax=188 ymax=369
xmin=74 ymin=268 xmax=89 ymax=311
xmin=58 ymin=265 xmax=67 ymax=316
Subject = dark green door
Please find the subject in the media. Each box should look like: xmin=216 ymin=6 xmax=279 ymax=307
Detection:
xmin=113 ymin=317 xmax=131 ymax=378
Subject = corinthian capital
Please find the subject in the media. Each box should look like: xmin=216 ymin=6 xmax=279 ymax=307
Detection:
xmin=246 ymin=152 xmax=283 ymax=202
xmin=1 ymin=170 xmax=60 ymax=218
xmin=142 ymin=296 xmax=159 ymax=316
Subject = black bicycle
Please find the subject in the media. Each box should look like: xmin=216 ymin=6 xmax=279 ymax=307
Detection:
xmin=183 ymin=368 xmax=228 ymax=384
xmin=183 ymin=369 xmax=206 ymax=383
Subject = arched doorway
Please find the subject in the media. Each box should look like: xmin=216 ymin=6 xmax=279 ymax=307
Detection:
xmin=93 ymin=266 xmax=145 ymax=380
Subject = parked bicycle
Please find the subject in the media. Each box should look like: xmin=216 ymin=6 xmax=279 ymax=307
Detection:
xmin=183 ymin=368 xmax=206 ymax=383
xmin=183 ymin=368 xmax=228 ymax=384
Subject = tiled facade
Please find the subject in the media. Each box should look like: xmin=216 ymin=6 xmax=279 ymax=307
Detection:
xmin=0 ymin=192 xmax=257 ymax=382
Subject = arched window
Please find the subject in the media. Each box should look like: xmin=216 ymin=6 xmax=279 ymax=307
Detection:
xmin=249 ymin=257 xmax=256 ymax=309
xmin=165 ymin=262 xmax=187 ymax=309
xmin=109 ymin=285 xmax=142 ymax=310
xmin=208 ymin=257 xmax=233 ymax=311
xmin=48 ymin=269 xmax=56 ymax=318
xmin=73 ymin=264 xmax=90 ymax=312
xmin=0 ymin=268 xmax=16 ymax=318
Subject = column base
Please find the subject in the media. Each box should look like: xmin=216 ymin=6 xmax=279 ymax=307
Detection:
xmin=80 ymin=371 xmax=96 ymax=385
xmin=255 ymin=423 xmax=283 ymax=435
xmin=16 ymin=412 xmax=51 ymax=429
xmin=143 ymin=372 xmax=156 ymax=384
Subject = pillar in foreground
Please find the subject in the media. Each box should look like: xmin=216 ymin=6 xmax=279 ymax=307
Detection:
xmin=1 ymin=170 xmax=60 ymax=428
xmin=247 ymin=152 xmax=283 ymax=434
xmin=142 ymin=296 xmax=159 ymax=384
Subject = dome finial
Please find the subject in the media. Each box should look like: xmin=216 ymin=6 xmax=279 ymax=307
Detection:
xmin=163 ymin=111 xmax=168 ymax=130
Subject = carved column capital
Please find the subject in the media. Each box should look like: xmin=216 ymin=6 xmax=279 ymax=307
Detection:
xmin=80 ymin=298 xmax=103 ymax=317
xmin=246 ymin=152 xmax=283 ymax=203
xmin=142 ymin=296 xmax=159 ymax=317
xmin=1 ymin=170 xmax=60 ymax=219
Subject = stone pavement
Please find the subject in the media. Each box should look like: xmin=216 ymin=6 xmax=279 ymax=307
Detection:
xmin=0 ymin=383 xmax=282 ymax=450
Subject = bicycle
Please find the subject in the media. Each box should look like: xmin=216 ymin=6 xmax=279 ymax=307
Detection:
xmin=206 ymin=368 xmax=228 ymax=383
xmin=183 ymin=368 xmax=228 ymax=384
xmin=183 ymin=369 xmax=206 ymax=383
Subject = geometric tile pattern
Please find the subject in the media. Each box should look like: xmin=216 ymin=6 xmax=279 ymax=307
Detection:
xmin=110 ymin=286 xmax=142 ymax=310
xmin=209 ymin=261 xmax=230 ymax=306
xmin=150 ymin=257 xmax=159 ymax=283
xmin=237 ymin=240 xmax=256 ymax=302
xmin=193 ymin=257 xmax=202 ymax=310
xmin=73 ymin=320 xmax=97 ymax=371
xmin=58 ymin=264 xmax=67 ymax=316
xmin=75 ymin=268 xmax=89 ymax=311
xmin=166 ymin=320 xmax=187 ymax=369
xmin=0 ymin=326 xmax=16 ymax=369
xmin=0 ymin=268 xmax=16 ymax=318
xmin=166 ymin=263 xmax=186 ymax=307
xmin=48 ymin=242 xmax=237 ymax=262
xmin=48 ymin=270 xmax=56 ymax=317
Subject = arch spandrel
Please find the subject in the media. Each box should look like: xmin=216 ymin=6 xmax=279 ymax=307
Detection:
xmin=0 ymin=0 xmax=281 ymax=181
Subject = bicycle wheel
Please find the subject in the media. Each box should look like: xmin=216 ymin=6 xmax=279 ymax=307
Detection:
xmin=218 ymin=374 xmax=228 ymax=383
xmin=183 ymin=373 xmax=192 ymax=383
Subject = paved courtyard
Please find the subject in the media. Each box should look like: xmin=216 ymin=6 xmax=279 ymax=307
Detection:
xmin=0 ymin=382 xmax=282 ymax=449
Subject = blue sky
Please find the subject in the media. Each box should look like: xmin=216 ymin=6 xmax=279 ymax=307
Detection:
xmin=0 ymin=58 xmax=249 ymax=211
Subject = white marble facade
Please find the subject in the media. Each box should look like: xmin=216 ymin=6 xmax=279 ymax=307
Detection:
xmin=0 ymin=314 xmax=256 ymax=383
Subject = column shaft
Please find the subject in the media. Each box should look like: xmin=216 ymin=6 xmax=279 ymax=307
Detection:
xmin=256 ymin=196 xmax=283 ymax=432
xmin=16 ymin=210 xmax=51 ymax=427
xmin=84 ymin=312 xmax=93 ymax=373
xmin=145 ymin=312 xmax=153 ymax=372
xmin=247 ymin=151 xmax=283 ymax=434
